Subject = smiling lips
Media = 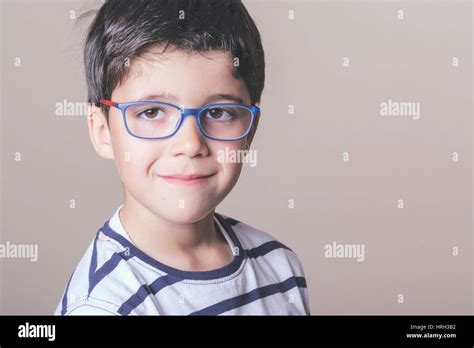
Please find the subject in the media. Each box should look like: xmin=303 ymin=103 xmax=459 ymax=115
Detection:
xmin=158 ymin=173 xmax=215 ymax=186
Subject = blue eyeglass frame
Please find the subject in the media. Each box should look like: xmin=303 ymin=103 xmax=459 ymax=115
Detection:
xmin=99 ymin=99 xmax=261 ymax=141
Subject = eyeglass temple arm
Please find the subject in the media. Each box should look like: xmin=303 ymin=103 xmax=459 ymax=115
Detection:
xmin=253 ymin=105 xmax=261 ymax=116
xmin=99 ymin=99 xmax=117 ymax=107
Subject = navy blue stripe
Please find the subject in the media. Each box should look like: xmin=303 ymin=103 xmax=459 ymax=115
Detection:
xmin=189 ymin=276 xmax=307 ymax=315
xmin=217 ymin=215 xmax=293 ymax=256
xmin=87 ymin=232 xmax=100 ymax=293
xmin=245 ymin=240 xmax=291 ymax=258
xmin=88 ymin=250 xmax=130 ymax=295
xmin=118 ymin=274 xmax=181 ymax=315
xmin=60 ymin=271 xmax=75 ymax=315
xmin=223 ymin=216 xmax=241 ymax=226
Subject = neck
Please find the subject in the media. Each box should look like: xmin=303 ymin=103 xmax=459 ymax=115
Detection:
xmin=118 ymin=192 xmax=231 ymax=272
xmin=121 ymin=200 xmax=219 ymax=252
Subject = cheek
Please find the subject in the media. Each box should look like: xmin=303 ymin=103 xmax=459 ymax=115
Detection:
xmin=220 ymin=162 xmax=243 ymax=188
xmin=211 ymin=141 xmax=246 ymax=188
xmin=109 ymin=118 xmax=161 ymax=182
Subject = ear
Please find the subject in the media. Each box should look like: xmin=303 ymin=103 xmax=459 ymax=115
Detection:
xmin=87 ymin=104 xmax=115 ymax=160
xmin=245 ymin=111 xmax=260 ymax=148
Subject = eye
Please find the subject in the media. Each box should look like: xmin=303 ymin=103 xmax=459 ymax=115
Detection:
xmin=137 ymin=108 xmax=166 ymax=121
xmin=204 ymin=108 xmax=233 ymax=121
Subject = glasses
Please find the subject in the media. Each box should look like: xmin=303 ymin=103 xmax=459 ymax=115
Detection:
xmin=99 ymin=99 xmax=261 ymax=141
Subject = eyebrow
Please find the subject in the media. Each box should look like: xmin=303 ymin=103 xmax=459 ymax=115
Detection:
xmin=137 ymin=93 xmax=246 ymax=105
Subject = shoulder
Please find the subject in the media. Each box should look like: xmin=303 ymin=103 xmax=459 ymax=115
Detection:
xmin=217 ymin=213 xmax=307 ymax=278
xmin=55 ymin=229 xmax=148 ymax=316
xmin=61 ymin=298 xmax=122 ymax=316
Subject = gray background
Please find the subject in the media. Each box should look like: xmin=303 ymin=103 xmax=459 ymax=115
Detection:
xmin=0 ymin=0 xmax=472 ymax=314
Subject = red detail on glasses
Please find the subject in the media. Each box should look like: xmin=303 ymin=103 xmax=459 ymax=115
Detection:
xmin=99 ymin=99 xmax=116 ymax=107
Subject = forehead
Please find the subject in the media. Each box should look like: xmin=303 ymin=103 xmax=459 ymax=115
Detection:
xmin=113 ymin=47 xmax=250 ymax=104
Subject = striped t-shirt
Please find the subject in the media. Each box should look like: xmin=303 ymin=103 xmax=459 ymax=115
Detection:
xmin=55 ymin=206 xmax=310 ymax=315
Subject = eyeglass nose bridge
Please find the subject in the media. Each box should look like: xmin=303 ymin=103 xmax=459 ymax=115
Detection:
xmin=175 ymin=107 xmax=206 ymax=137
xmin=180 ymin=107 xmax=202 ymax=118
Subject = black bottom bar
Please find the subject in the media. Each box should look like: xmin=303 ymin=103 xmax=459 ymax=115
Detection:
xmin=0 ymin=315 xmax=472 ymax=346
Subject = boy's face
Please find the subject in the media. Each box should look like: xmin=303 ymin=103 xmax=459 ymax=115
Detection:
xmin=89 ymin=47 xmax=257 ymax=224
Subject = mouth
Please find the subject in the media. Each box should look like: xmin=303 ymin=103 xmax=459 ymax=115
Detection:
xmin=158 ymin=173 xmax=216 ymax=186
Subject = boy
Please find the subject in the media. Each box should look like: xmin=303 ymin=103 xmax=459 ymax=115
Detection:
xmin=55 ymin=0 xmax=310 ymax=315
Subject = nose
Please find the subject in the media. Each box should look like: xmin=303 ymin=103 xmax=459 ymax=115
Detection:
xmin=169 ymin=113 xmax=209 ymax=158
